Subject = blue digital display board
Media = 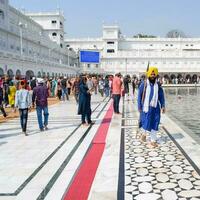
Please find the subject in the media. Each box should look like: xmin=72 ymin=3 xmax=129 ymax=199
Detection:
xmin=80 ymin=51 xmax=100 ymax=63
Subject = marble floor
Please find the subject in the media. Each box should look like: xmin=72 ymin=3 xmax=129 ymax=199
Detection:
xmin=1 ymin=93 xmax=200 ymax=200
xmin=0 ymin=95 xmax=109 ymax=200
xmin=123 ymin=98 xmax=200 ymax=200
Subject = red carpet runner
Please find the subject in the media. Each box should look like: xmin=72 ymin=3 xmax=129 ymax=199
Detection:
xmin=64 ymin=103 xmax=113 ymax=200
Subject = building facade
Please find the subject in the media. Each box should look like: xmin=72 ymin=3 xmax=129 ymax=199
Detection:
xmin=0 ymin=0 xmax=78 ymax=79
xmin=1 ymin=0 xmax=200 ymax=81
xmin=65 ymin=25 xmax=200 ymax=80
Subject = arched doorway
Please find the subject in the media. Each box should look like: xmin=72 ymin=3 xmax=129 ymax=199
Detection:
xmin=15 ymin=69 xmax=21 ymax=79
xmin=16 ymin=69 xmax=21 ymax=76
xmin=7 ymin=69 xmax=14 ymax=78
xmin=37 ymin=71 xmax=41 ymax=78
xmin=164 ymin=74 xmax=169 ymax=79
xmin=0 ymin=67 xmax=4 ymax=77
xmin=177 ymin=74 xmax=182 ymax=79
xmin=170 ymin=74 xmax=176 ymax=79
xmin=192 ymin=74 xmax=197 ymax=83
xmin=186 ymin=74 xmax=191 ymax=83
xmin=26 ymin=70 xmax=34 ymax=80
xmin=170 ymin=74 xmax=176 ymax=84
xmin=42 ymin=72 xmax=46 ymax=78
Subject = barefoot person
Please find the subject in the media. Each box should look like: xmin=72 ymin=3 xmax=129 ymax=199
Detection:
xmin=112 ymin=73 xmax=123 ymax=114
xmin=137 ymin=66 xmax=165 ymax=147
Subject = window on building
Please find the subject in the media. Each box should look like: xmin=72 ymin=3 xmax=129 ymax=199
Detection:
xmin=186 ymin=44 xmax=189 ymax=46
xmin=52 ymin=32 xmax=57 ymax=37
xmin=96 ymin=64 xmax=98 ymax=68
xmin=107 ymin=41 xmax=115 ymax=44
xmin=150 ymin=44 xmax=153 ymax=46
xmin=87 ymin=64 xmax=90 ymax=68
xmin=191 ymin=44 xmax=194 ymax=46
xmin=16 ymin=47 xmax=20 ymax=51
xmin=107 ymin=49 xmax=115 ymax=53
xmin=165 ymin=44 xmax=168 ymax=46
xmin=170 ymin=44 xmax=173 ymax=46
xmin=0 ymin=10 xmax=4 ymax=20
xmin=60 ymin=21 xmax=63 ymax=28
xmin=60 ymin=44 xmax=63 ymax=48
xmin=60 ymin=34 xmax=63 ymax=40
xmin=52 ymin=20 xmax=57 ymax=24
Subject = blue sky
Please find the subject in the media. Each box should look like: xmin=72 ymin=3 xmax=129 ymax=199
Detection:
xmin=10 ymin=0 xmax=200 ymax=38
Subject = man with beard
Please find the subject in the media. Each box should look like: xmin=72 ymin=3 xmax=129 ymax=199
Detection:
xmin=137 ymin=67 xmax=165 ymax=148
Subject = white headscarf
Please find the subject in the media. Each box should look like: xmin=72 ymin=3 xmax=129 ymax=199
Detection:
xmin=143 ymin=79 xmax=158 ymax=113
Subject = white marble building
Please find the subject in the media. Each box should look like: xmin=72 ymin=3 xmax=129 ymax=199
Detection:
xmin=65 ymin=25 xmax=200 ymax=80
xmin=0 ymin=0 xmax=78 ymax=78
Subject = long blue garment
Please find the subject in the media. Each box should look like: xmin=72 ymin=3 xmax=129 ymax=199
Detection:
xmin=78 ymin=82 xmax=91 ymax=115
xmin=137 ymin=81 xmax=165 ymax=132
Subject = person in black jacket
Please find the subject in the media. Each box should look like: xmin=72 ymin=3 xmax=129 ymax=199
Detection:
xmin=78 ymin=76 xmax=93 ymax=126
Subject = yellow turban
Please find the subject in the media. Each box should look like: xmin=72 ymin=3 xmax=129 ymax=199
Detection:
xmin=146 ymin=66 xmax=158 ymax=77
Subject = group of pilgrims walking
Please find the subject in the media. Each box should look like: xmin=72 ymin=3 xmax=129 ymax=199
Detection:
xmin=0 ymin=67 xmax=165 ymax=148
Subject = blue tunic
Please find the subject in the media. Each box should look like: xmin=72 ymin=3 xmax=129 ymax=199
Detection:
xmin=137 ymin=81 xmax=165 ymax=132
xmin=78 ymin=82 xmax=91 ymax=115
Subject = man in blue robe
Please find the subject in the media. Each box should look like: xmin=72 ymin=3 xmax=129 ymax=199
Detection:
xmin=137 ymin=67 xmax=165 ymax=148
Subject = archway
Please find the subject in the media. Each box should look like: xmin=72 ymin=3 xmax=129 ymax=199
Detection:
xmin=185 ymin=74 xmax=191 ymax=83
xmin=42 ymin=72 xmax=46 ymax=78
xmin=177 ymin=74 xmax=182 ymax=79
xmin=164 ymin=74 xmax=170 ymax=79
xmin=170 ymin=74 xmax=176 ymax=84
xmin=7 ymin=69 xmax=14 ymax=78
xmin=192 ymin=74 xmax=197 ymax=83
xmin=37 ymin=71 xmax=41 ymax=78
xmin=170 ymin=74 xmax=176 ymax=79
xmin=15 ymin=69 xmax=21 ymax=79
xmin=0 ymin=67 xmax=4 ymax=77
xmin=26 ymin=70 xmax=34 ymax=80
xmin=47 ymin=72 xmax=50 ymax=78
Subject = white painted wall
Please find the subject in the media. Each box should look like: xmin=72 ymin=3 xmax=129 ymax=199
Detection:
xmin=65 ymin=26 xmax=200 ymax=75
xmin=0 ymin=4 xmax=79 ymax=77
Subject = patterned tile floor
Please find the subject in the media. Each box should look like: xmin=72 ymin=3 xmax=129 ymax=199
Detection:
xmin=123 ymin=100 xmax=200 ymax=200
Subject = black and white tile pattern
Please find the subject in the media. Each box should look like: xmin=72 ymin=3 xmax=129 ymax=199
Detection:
xmin=123 ymin=100 xmax=200 ymax=200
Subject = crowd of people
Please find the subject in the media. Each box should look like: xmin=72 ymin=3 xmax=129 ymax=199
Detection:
xmin=0 ymin=74 xmax=137 ymax=134
xmin=0 ymin=70 xmax=166 ymax=149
